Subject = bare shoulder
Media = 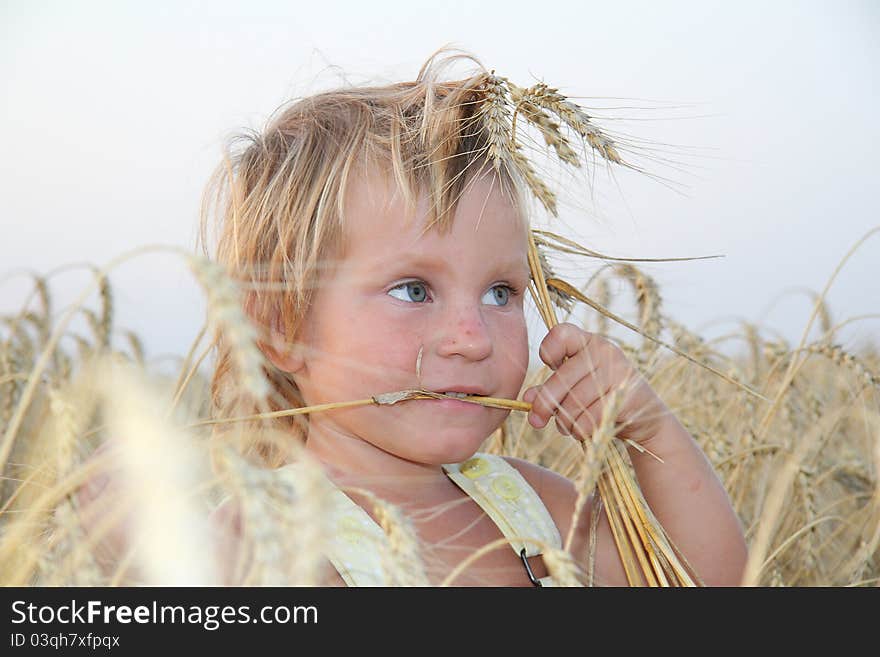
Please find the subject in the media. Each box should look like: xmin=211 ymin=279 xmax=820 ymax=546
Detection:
xmin=501 ymin=457 xmax=577 ymax=513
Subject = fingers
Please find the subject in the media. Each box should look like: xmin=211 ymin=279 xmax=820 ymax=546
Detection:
xmin=523 ymin=325 xmax=645 ymax=441
xmin=525 ymin=361 xmax=602 ymax=429
xmin=526 ymin=339 xmax=601 ymax=427
xmin=553 ymin=398 xmax=604 ymax=441
xmin=538 ymin=323 xmax=594 ymax=371
xmin=524 ymin=378 xmax=609 ymax=440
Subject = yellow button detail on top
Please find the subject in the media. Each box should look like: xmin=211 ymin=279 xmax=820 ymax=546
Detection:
xmin=491 ymin=475 xmax=521 ymax=500
xmin=337 ymin=516 xmax=364 ymax=544
xmin=460 ymin=457 xmax=489 ymax=479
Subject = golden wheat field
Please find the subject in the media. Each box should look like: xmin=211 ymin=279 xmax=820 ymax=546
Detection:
xmin=1 ymin=245 xmax=877 ymax=588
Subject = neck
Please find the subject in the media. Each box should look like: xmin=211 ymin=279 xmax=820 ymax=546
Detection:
xmin=302 ymin=419 xmax=452 ymax=501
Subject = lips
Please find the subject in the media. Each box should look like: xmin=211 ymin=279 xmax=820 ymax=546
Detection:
xmin=429 ymin=385 xmax=490 ymax=398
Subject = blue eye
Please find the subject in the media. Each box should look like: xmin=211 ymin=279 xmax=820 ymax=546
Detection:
xmin=482 ymin=285 xmax=511 ymax=306
xmin=388 ymin=281 xmax=429 ymax=303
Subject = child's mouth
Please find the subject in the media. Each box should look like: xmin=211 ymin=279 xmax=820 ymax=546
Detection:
xmin=424 ymin=393 xmax=486 ymax=412
xmin=372 ymin=389 xmax=529 ymax=412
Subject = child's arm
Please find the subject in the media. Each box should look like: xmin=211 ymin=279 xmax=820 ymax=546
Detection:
xmin=73 ymin=442 xmax=135 ymax=580
xmin=522 ymin=322 xmax=748 ymax=586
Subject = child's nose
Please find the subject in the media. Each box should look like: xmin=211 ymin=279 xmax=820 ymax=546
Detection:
xmin=434 ymin=303 xmax=493 ymax=361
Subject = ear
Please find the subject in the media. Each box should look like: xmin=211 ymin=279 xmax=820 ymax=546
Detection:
xmin=258 ymin=313 xmax=306 ymax=375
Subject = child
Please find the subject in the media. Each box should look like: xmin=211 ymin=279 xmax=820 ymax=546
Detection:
xmin=199 ymin=48 xmax=748 ymax=587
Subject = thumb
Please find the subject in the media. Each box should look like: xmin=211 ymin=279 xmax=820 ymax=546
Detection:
xmin=522 ymin=386 xmax=538 ymax=404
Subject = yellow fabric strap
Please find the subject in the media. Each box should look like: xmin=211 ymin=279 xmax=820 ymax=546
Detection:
xmin=324 ymin=487 xmax=390 ymax=587
xmin=442 ymin=454 xmax=561 ymax=566
xmin=273 ymin=462 xmax=390 ymax=586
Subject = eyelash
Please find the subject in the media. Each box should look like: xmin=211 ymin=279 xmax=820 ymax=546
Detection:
xmin=388 ymin=280 xmax=520 ymax=304
xmin=496 ymin=283 xmax=521 ymax=298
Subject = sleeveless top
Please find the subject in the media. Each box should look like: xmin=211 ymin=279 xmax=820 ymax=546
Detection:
xmin=308 ymin=452 xmax=562 ymax=586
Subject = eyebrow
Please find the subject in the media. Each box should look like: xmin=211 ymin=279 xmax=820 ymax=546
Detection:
xmin=383 ymin=253 xmax=529 ymax=276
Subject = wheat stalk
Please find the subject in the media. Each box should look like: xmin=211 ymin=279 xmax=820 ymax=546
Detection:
xmin=542 ymin=547 xmax=587 ymax=586
xmin=98 ymin=357 xmax=218 ymax=586
xmin=187 ymin=255 xmax=271 ymax=404
xmin=525 ymin=234 xmax=700 ymax=587
xmin=364 ymin=490 xmax=430 ymax=586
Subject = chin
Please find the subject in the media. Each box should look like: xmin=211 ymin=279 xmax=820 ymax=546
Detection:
xmin=411 ymin=429 xmax=491 ymax=466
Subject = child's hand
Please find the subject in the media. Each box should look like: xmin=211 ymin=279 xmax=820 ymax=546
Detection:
xmin=521 ymin=323 xmax=668 ymax=445
xmin=74 ymin=442 xmax=133 ymax=574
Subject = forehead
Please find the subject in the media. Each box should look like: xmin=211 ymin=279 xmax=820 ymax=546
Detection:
xmin=339 ymin=172 xmax=529 ymax=267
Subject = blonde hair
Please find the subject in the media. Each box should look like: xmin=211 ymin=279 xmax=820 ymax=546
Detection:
xmin=198 ymin=49 xmax=527 ymax=454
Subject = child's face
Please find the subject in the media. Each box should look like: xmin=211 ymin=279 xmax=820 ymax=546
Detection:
xmin=290 ymin=172 xmax=531 ymax=465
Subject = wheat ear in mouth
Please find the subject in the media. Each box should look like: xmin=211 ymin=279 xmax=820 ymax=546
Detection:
xmin=191 ymin=389 xmax=531 ymax=427
xmin=373 ymin=389 xmax=531 ymax=411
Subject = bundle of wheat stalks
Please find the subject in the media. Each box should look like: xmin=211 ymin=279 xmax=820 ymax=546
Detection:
xmin=1 ymin=72 xmax=878 ymax=586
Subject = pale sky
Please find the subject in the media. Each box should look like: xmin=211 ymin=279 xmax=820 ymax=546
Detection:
xmin=1 ymin=0 xmax=878 ymax=366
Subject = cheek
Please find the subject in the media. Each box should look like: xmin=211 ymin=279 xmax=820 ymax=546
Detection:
xmin=495 ymin=313 xmax=530 ymax=380
xmin=343 ymin=307 xmax=423 ymax=377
